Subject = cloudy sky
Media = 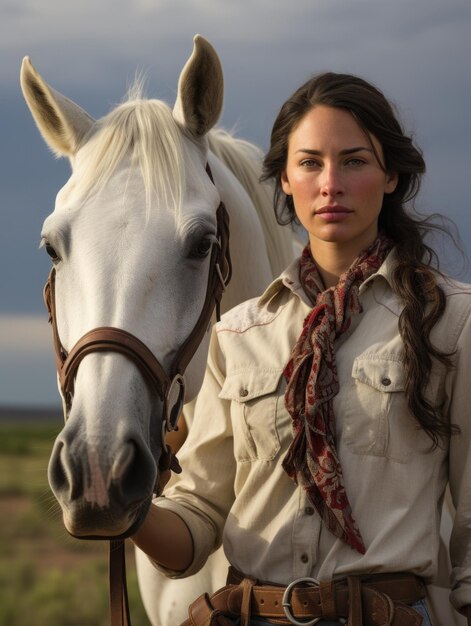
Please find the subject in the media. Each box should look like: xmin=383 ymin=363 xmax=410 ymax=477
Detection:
xmin=1 ymin=0 xmax=470 ymax=407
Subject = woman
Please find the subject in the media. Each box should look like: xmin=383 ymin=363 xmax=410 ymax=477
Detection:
xmin=133 ymin=73 xmax=471 ymax=625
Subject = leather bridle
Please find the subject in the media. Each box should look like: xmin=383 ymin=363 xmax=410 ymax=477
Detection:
xmin=44 ymin=164 xmax=231 ymax=429
xmin=43 ymin=164 xmax=231 ymax=626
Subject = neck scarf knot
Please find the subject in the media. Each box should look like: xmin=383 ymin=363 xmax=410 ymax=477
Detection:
xmin=282 ymin=234 xmax=394 ymax=553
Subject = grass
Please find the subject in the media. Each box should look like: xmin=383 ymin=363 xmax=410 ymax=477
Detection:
xmin=0 ymin=419 xmax=151 ymax=626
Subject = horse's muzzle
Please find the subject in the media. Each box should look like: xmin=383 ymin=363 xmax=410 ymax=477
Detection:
xmin=48 ymin=426 xmax=158 ymax=539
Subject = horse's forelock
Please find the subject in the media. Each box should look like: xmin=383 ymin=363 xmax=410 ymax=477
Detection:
xmin=72 ymin=94 xmax=186 ymax=214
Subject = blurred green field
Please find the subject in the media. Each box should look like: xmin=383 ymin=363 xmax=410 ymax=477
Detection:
xmin=0 ymin=420 xmax=151 ymax=626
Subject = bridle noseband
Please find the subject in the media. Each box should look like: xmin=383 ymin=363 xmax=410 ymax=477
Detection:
xmin=44 ymin=164 xmax=231 ymax=433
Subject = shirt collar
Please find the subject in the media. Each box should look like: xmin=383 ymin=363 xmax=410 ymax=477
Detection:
xmin=257 ymin=248 xmax=398 ymax=306
xmin=257 ymin=256 xmax=309 ymax=306
xmin=359 ymin=248 xmax=397 ymax=293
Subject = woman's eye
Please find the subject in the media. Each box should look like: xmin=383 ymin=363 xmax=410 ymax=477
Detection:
xmin=45 ymin=243 xmax=60 ymax=261
xmin=346 ymin=158 xmax=366 ymax=166
xmin=300 ymin=159 xmax=320 ymax=168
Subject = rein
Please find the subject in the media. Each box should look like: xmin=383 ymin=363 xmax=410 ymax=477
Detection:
xmin=43 ymin=164 xmax=231 ymax=626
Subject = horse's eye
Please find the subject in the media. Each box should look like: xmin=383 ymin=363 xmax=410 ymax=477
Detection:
xmin=189 ymin=236 xmax=214 ymax=259
xmin=45 ymin=243 xmax=60 ymax=262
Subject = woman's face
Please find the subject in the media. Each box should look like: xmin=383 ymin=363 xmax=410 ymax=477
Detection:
xmin=281 ymin=105 xmax=397 ymax=254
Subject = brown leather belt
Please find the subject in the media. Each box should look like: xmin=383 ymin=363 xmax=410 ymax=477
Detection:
xmin=182 ymin=568 xmax=426 ymax=626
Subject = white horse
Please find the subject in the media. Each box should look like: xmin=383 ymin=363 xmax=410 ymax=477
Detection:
xmin=21 ymin=36 xmax=296 ymax=626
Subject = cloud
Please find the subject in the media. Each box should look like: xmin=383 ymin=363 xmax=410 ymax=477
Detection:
xmin=0 ymin=315 xmax=59 ymax=406
xmin=4 ymin=0 xmax=466 ymax=89
xmin=0 ymin=315 xmax=51 ymax=355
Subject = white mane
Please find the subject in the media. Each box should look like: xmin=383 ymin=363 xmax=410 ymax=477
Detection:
xmin=208 ymin=129 xmax=295 ymax=276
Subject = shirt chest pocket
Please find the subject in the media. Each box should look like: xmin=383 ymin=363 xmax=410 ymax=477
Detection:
xmin=343 ymin=356 xmax=417 ymax=462
xmin=219 ymin=369 xmax=288 ymax=462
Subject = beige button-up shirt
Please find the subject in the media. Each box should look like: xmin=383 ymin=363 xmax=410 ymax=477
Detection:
xmin=156 ymin=252 xmax=471 ymax=611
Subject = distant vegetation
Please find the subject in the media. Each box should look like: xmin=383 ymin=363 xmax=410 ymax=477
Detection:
xmin=0 ymin=418 xmax=151 ymax=626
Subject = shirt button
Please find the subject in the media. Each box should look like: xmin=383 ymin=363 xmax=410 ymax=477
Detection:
xmin=304 ymin=506 xmax=314 ymax=516
xmin=381 ymin=377 xmax=391 ymax=387
xmin=239 ymin=388 xmax=249 ymax=397
xmin=300 ymin=553 xmax=309 ymax=563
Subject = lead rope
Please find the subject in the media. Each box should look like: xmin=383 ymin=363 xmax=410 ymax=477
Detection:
xmin=109 ymin=541 xmax=131 ymax=626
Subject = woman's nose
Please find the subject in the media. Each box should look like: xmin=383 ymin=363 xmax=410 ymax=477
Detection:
xmin=320 ymin=165 xmax=344 ymax=197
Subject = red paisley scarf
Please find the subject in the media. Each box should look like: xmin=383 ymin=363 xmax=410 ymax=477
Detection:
xmin=282 ymin=234 xmax=393 ymax=554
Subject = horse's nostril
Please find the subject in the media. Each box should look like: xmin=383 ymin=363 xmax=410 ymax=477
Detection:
xmin=49 ymin=440 xmax=67 ymax=490
xmin=111 ymin=443 xmax=136 ymax=481
xmin=117 ymin=439 xmax=156 ymax=505
xmin=48 ymin=439 xmax=82 ymax=501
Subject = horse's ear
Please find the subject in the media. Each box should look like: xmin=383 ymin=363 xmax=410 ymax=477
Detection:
xmin=20 ymin=57 xmax=95 ymax=158
xmin=173 ymin=35 xmax=224 ymax=137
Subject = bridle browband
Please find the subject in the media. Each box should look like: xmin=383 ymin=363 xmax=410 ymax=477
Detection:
xmin=43 ymin=164 xmax=231 ymax=626
xmin=44 ymin=164 xmax=231 ymax=433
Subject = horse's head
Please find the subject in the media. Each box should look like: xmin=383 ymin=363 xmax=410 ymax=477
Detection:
xmin=21 ymin=36 xmax=227 ymax=538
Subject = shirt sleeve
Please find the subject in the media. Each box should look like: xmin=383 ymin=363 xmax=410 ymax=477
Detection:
xmin=152 ymin=326 xmax=236 ymax=579
xmin=448 ymin=303 xmax=471 ymax=611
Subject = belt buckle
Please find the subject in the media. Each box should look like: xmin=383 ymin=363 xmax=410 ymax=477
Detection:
xmin=282 ymin=577 xmax=347 ymax=626
xmin=282 ymin=577 xmax=320 ymax=626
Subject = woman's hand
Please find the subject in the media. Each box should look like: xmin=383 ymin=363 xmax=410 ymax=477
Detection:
xmin=131 ymin=414 xmax=191 ymax=572
xmin=165 ymin=414 xmax=189 ymax=452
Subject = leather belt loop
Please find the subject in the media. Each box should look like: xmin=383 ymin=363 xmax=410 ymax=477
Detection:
xmin=240 ymin=577 xmax=255 ymax=626
xmin=319 ymin=580 xmax=337 ymax=620
xmin=347 ymin=576 xmax=362 ymax=626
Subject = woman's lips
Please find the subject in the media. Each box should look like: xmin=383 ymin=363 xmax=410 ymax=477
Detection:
xmin=315 ymin=205 xmax=353 ymax=221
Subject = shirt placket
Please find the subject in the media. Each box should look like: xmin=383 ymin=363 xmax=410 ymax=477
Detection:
xmin=291 ymin=489 xmax=322 ymax=579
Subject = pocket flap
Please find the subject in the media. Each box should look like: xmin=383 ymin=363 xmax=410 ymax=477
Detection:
xmin=352 ymin=356 xmax=405 ymax=392
xmin=219 ymin=368 xmax=284 ymax=402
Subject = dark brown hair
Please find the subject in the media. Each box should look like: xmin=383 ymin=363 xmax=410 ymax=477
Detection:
xmin=262 ymin=72 xmax=458 ymax=445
